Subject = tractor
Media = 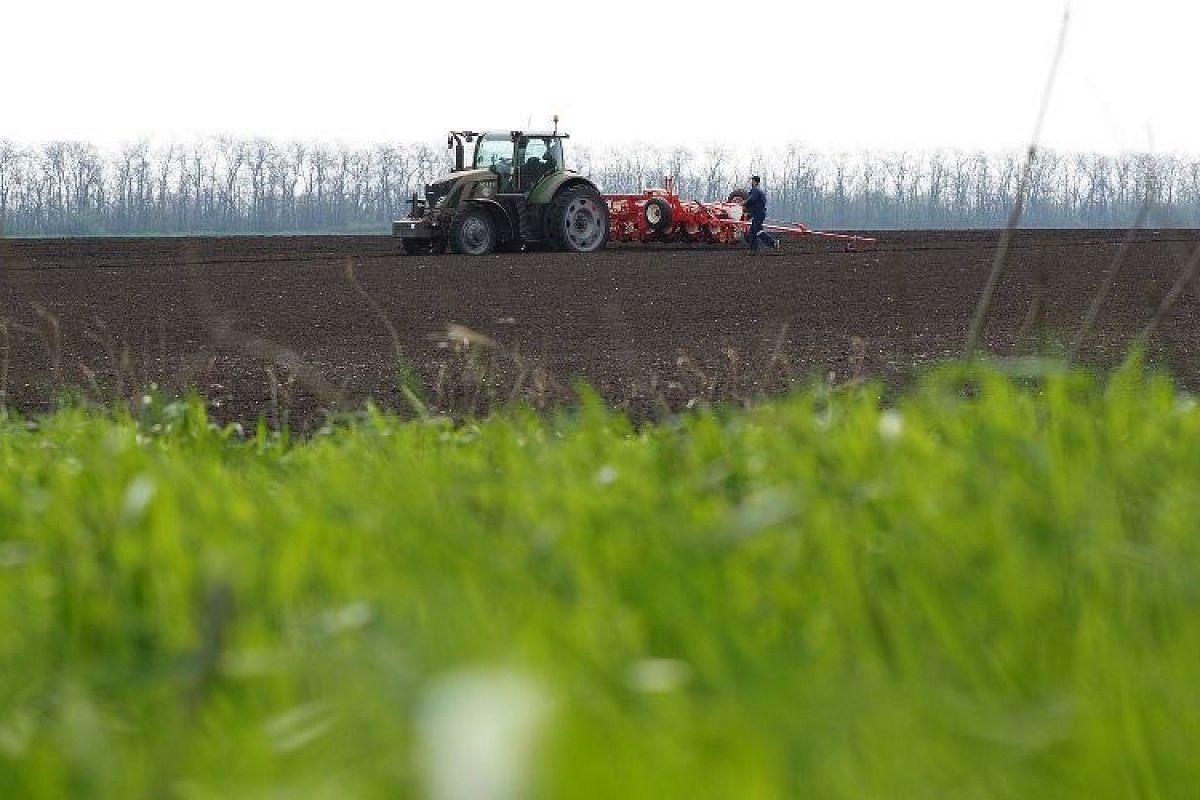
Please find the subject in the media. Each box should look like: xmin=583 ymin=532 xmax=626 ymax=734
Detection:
xmin=392 ymin=120 xmax=609 ymax=256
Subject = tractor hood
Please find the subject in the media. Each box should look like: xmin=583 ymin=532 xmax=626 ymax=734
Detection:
xmin=424 ymin=169 xmax=495 ymax=209
xmin=432 ymin=168 xmax=491 ymax=185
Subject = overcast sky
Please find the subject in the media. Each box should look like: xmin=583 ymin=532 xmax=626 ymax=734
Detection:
xmin=0 ymin=0 xmax=1193 ymax=154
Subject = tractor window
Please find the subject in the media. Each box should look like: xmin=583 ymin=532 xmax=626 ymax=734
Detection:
xmin=522 ymin=138 xmax=548 ymax=162
xmin=542 ymin=138 xmax=564 ymax=171
xmin=516 ymin=137 xmax=564 ymax=191
xmin=474 ymin=137 xmax=514 ymax=171
xmin=516 ymin=137 xmax=564 ymax=169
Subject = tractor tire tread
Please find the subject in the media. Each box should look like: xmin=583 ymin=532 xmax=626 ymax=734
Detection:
xmin=546 ymin=184 xmax=610 ymax=253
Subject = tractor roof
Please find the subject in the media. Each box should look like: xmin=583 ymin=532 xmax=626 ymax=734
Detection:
xmin=480 ymin=130 xmax=569 ymax=140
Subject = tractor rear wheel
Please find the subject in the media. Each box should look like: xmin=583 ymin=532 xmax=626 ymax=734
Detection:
xmin=643 ymin=197 xmax=673 ymax=233
xmin=450 ymin=207 xmax=498 ymax=255
xmin=547 ymin=185 xmax=609 ymax=253
xmin=727 ymin=188 xmax=748 ymax=204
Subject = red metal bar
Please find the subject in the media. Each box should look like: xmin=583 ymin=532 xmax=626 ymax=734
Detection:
xmin=729 ymin=218 xmax=877 ymax=245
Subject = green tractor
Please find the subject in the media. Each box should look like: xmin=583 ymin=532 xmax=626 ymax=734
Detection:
xmin=392 ymin=122 xmax=609 ymax=256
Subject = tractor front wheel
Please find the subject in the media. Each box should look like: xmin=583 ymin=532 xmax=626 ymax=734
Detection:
xmin=547 ymin=186 xmax=609 ymax=253
xmin=450 ymin=207 xmax=498 ymax=255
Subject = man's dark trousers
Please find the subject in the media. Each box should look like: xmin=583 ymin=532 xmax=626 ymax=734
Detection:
xmin=748 ymin=213 xmax=776 ymax=251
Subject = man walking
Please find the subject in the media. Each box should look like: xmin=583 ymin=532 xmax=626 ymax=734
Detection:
xmin=743 ymin=175 xmax=779 ymax=254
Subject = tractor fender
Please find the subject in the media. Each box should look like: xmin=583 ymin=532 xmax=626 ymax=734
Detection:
xmin=463 ymin=199 xmax=517 ymax=241
xmin=528 ymin=172 xmax=597 ymax=206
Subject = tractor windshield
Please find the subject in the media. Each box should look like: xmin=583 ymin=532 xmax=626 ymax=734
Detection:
xmin=474 ymin=136 xmax=515 ymax=172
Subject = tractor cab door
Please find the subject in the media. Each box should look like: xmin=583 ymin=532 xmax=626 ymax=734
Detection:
xmin=515 ymin=136 xmax=563 ymax=193
xmin=474 ymin=135 xmax=518 ymax=192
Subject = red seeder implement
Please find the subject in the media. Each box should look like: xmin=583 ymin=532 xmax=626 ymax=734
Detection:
xmin=604 ymin=176 xmax=876 ymax=249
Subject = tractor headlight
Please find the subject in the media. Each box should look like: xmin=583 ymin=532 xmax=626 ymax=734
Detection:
xmin=426 ymin=179 xmax=456 ymax=209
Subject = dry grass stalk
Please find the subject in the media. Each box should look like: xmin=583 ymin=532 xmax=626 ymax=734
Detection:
xmin=964 ymin=9 xmax=1071 ymax=359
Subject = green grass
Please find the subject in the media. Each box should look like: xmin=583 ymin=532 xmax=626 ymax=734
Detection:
xmin=2 ymin=361 xmax=1200 ymax=798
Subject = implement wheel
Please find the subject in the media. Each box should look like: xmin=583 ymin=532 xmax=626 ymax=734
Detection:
xmin=643 ymin=197 xmax=673 ymax=233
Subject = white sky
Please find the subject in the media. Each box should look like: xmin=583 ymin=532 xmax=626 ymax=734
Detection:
xmin=0 ymin=0 xmax=1194 ymax=155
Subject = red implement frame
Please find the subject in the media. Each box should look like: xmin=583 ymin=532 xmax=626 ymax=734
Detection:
xmin=604 ymin=176 xmax=876 ymax=249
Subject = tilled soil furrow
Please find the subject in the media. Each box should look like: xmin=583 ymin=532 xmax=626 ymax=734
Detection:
xmin=2 ymin=231 xmax=1197 ymax=427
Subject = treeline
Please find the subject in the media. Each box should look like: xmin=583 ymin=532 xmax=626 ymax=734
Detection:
xmin=1 ymin=137 xmax=1197 ymax=235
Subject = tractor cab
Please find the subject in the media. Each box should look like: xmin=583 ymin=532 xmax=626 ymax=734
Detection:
xmin=449 ymin=130 xmax=567 ymax=193
xmin=479 ymin=132 xmax=565 ymax=192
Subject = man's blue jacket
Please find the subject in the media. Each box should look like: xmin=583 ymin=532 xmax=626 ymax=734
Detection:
xmin=744 ymin=185 xmax=767 ymax=218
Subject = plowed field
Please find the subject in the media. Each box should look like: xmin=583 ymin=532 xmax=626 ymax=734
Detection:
xmin=3 ymin=231 xmax=1198 ymax=427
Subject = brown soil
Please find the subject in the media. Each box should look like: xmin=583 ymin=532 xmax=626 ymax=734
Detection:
xmin=2 ymin=231 xmax=1198 ymax=428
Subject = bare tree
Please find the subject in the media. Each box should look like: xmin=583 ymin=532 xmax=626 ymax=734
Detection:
xmin=5 ymin=135 xmax=1200 ymax=234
